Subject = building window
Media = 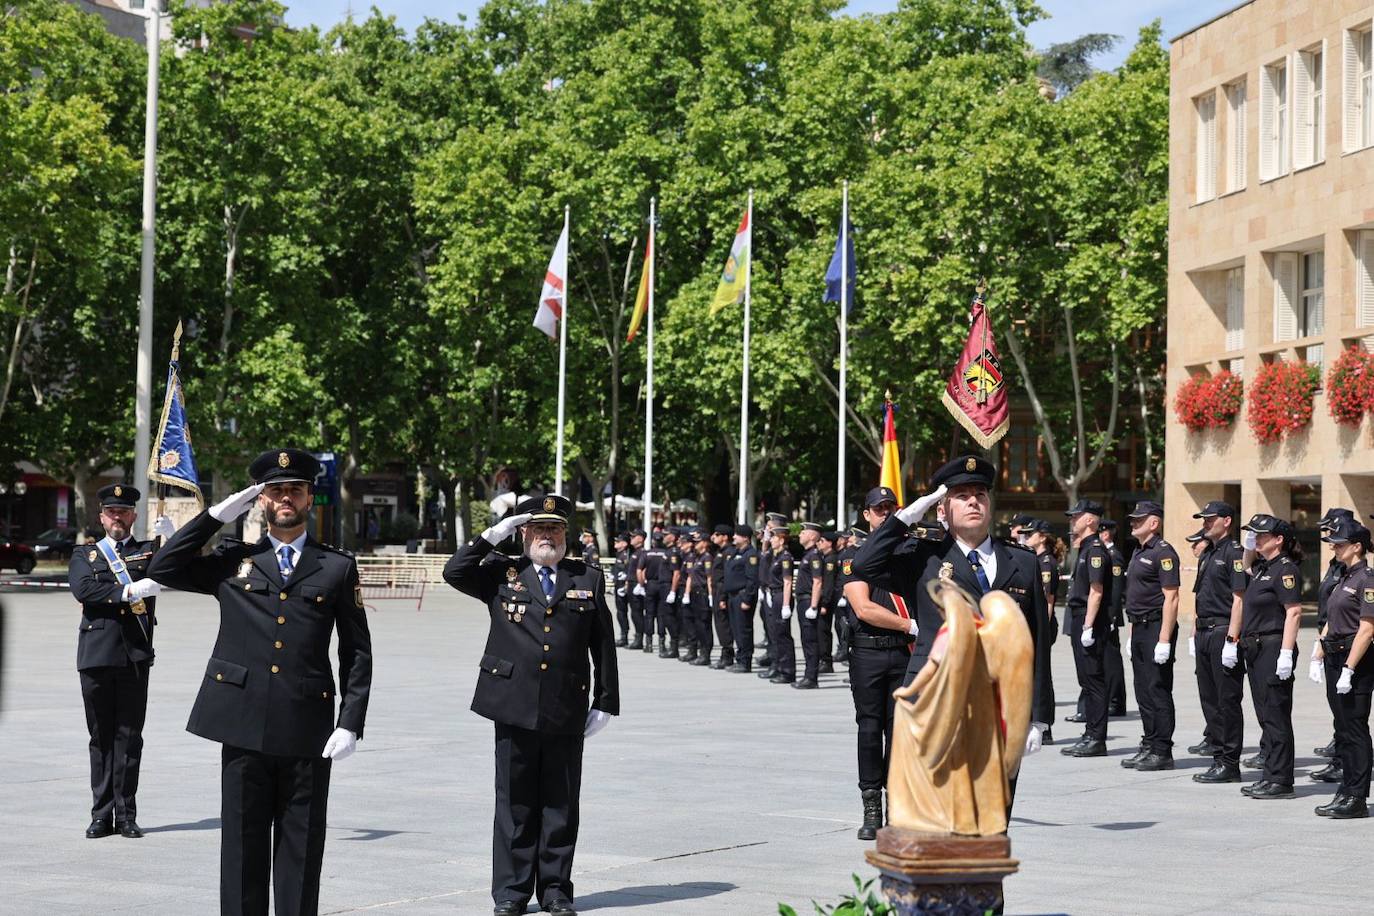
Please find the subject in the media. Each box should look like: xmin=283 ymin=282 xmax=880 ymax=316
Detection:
xmin=1225 ymin=267 xmax=1245 ymax=351
xmin=1196 ymin=92 xmax=1217 ymax=202
xmin=1294 ymin=44 xmax=1324 ymax=167
xmin=1273 ymin=251 xmax=1299 ymax=341
xmin=1345 ymin=26 xmax=1373 ymax=152
xmin=1358 ymin=229 xmax=1374 ymax=329
xmin=1226 ymin=81 xmax=1247 ymax=192
xmin=1228 ymin=356 xmax=1245 ymax=377
xmin=1261 ymin=58 xmax=1290 ymax=180
xmin=1001 ymin=423 xmax=1040 ymax=493
xmin=1301 ymin=251 xmax=1325 ymax=339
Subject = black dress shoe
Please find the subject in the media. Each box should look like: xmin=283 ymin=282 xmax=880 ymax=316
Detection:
xmin=1108 ymin=705 xmax=1128 ymax=717
xmin=628 ymin=636 xmax=644 ymax=650
xmin=1041 ymin=727 xmax=1053 ymax=745
xmin=769 ymin=674 xmax=795 ymax=685
xmin=757 ymin=667 xmax=777 ymax=679
xmin=1193 ymin=764 xmax=1242 ymax=783
xmin=1242 ymin=753 xmax=1267 ymax=770
xmin=690 ymin=655 xmax=712 ymax=666
xmin=1310 ymin=763 xmax=1343 ymax=783
xmin=1248 ymin=781 xmax=1295 ymax=799
xmin=546 ymin=900 xmax=577 ymax=916
xmin=1315 ymin=794 xmax=1347 ymax=817
xmin=117 ymin=819 xmax=144 ymax=838
xmin=1135 ymin=753 xmax=1175 ymax=772
xmin=1187 ymin=741 xmax=1217 ymax=756
xmin=819 ymin=661 xmax=835 ymax=674
xmin=492 ymin=902 xmax=525 ymax=916
xmin=1329 ymin=795 xmax=1370 ymax=819
xmin=1063 ymin=712 xmax=1086 ymax=723
xmin=1240 ymin=780 xmax=1269 ymax=797
xmin=85 ymin=819 xmax=115 ymax=839
xmin=727 ymin=662 xmax=751 ymax=673
xmin=614 ymin=636 xmax=628 ymax=648
xmin=1121 ymin=748 xmax=1148 ymax=769
xmin=792 ymin=678 xmax=818 ymax=689
xmin=756 ymin=655 xmax=774 ymax=667
xmin=1062 ymin=739 xmax=1107 ymax=757
xmin=1314 ymin=740 xmax=1337 ymax=758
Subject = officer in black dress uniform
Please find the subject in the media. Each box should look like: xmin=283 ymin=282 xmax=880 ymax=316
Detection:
xmin=1312 ymin=508 xmax=1355 ymax=765
xmin=724 ymin=525 xmax=760 ymax=673
xmin=660 ymin=527 xmax=687 ymax=659
xmin=1189 ymin=501 xmax=1249 ymax=783
xmin=70 ymin=484 xmax=166 ymax=839
xmin=625 ymin=530 xmax=646 ymax=649
xmin=1314 ymin=517 xmax=1373 ymax=818
xmin=1059 ymin=499 xmax=1112 ymax=756
xmin=148 ymin=450 xmax=373 ymax=916
xmin=682 ymin=529 xmax=712 ymax=665
xmin=579 ymin=530 xmax=600 ymax=566
xmin=793 ymin=522 xmax=824 ymax=688
xmin=443 ymin=493 xmax=619 ymax=916
xmin=817 ymin=530 xmax=840 ymax=672
xmin=1118 ymin=501 xmax=1182 ymax=772
xmin=610 ymin=532 xmax=631 ymax=647
xmin=708 ymin=524 xmax=735 ymax=669
xmin=759 ymin=525 xmax=796 ymax=684
xmin=1098 ymin=519 xmax=1129 ymax=717
xmin=637 ymin=532 xmax=666 ymax=654
xmin=1232 ymin=514 xmax=1303 ymax=800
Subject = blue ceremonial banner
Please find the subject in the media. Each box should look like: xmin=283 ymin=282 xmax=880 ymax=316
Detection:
xmin=823 ymin=218 xmax=856 ymax=313
xmin=147 ymin=323 xmax=203 ymax=506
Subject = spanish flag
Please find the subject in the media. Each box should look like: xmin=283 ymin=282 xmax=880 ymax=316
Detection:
xmin=879 ymin=395 xmax=904 ymax=505
xmin=709 ymin=208 xmax=750 ymax=316
xmin=626 ymin=234 xmax=651 ymax=343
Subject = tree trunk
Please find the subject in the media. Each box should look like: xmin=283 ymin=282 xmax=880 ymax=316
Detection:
xmin=0 ymin=246 xmax=38 ymax=426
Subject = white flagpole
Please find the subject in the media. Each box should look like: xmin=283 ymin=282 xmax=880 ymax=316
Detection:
xmin=837 ymin=182 xmax=849 ymax=529
xmin=555 ymin=205 xmax=569 ymax=496
xmin=643 ymin=198 xmax=655 ymax=530
xmin=737 ymin=190 xmax=752 ymax=524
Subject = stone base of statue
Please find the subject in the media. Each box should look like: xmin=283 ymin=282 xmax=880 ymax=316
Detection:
xmin=864 ymin=827 xmax=1019 ymax=916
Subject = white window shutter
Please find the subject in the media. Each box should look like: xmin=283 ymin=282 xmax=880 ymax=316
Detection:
xmin=1226 ymin=268 xmax=1245 ymax=351
xmin=1197 ymin=94 xmax=1217 ymax=201
xmin=1346 ymin=30 xmax=1360 ymax=152
xmin=1358 ymin=230 xmax=1374 ymax=327
xmin=1260 ymin=65 xmax=1277 ymax=179
xmin=1274 ymin=252 xmax=1298 ymax=341
xmin=1294 ymin=52 xmax=1313 ymax=168
xmin=1229 ymin=84 xmax=1247 ymax=191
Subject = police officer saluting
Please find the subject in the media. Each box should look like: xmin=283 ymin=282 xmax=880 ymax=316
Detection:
xmin=443 ymin=494 xmax=619 ymax=916
xmin=69 ymin=484 xmax=169 ymax=839
xmin=1060 ymin=499 xmax=1112 ymax=757
xmin=1189 ymin=501 xmax=1249 ymax=783
xmin=1119 ymin=501 xmax=1182 ymax=771
xmin=148 ymin=450 xmax=373 ymax=916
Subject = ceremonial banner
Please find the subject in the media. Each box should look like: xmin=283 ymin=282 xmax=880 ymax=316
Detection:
xmin=533 ymin=220 xmax=569 ymax=338
xmin=709 ymin=208 xmax=750 ymax=316
xmin=941 ymin=288 xmax=1010 ymax=449
xmin=626 ymin=233 xmax=651 ymax=343
xmin=879 ymin=396 xmax=904 ymax=506
xmin=147 ymin=322 xmax=203 ymax=506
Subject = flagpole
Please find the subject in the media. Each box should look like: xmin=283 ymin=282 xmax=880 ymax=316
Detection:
xmin=555 ymin=205 xmax=569 ymax=496
xmin=837 ymin=182 xmax=849 ymax=528
xmin=643 ymin=198 xmax=655 ymax=530
xmin=737 ymin=191 xmax=752 ymax=524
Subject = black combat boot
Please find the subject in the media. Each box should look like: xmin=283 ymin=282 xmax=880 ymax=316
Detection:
xmin=857 ymin=789 xmax=883 ymax=841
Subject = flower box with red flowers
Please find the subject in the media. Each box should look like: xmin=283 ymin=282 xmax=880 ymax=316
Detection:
xmin=1247 ymin=360 xmax=1320 ymax=444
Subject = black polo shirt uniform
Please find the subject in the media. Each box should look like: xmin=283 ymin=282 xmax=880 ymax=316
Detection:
xmin=625 ymin=546 xmax=646 ymax=647
xmin=1065 ymin=534 xmax=1113 ymax=742
xmin=1104 ymin=541 xmax=1128 ymax=714
xmin=1123 ymin=536 xmax=1182 ymax=757
xmin=761 ymin=546 xmax=796 ymax=682
xmin=1321 ymin=562 xmax=1374 ymax=802
xmin=70 ymin=525 xmax=158 ymax=832
xmin=795 ymin=546 xmax=825 ymax=682
xmin=710 ymin=543 xmax=735 ymax=667
xmin=611 ymin=545 xmax=631 ymax=644
xmin=442 ymin=511 xmax=619 ymax=912
xmin=818 ymin=548 xmax=840 ymax=665
xmin=1240 ymin=553 xmax=1302 ymax=789
xmin=723 ymin=543 xmax=760 ymax=670
xmin=1037 ymin=550 xmax=1060 ymax=621
xmin=1193 ymin=537 xmax=1249 ymax=769
xmin=1316 ymin=557 xmax=1347 ymax=753
xmin=657 ymin=542 xmax=683 ymax=656
xmin=640 ymin=543 xmax=667 ymax=650
xmin=685 ymin=549 xmax=713 ymax=663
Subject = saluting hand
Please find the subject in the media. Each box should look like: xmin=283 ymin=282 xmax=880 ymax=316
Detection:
xmin=895 ymin=485 xmax=948 ymax=527
xmin=209 ymin=483 xmax=266 ymax=523
xmin=481 ymin=512 xmax=533 ymax=546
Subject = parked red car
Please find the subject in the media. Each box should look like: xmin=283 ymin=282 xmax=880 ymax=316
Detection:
xmin=0 ymin=539 xmax=36 ymax=574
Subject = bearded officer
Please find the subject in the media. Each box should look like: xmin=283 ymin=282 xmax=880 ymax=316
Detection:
xmin=443 ymin=494 xmax=619 ymax=916
xmin=147 ymin=450 xmax=372 ymax=916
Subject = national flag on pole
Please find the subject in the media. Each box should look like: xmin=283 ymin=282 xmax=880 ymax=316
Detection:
xmin=941 ymin=286 xmax=1011 ymax=449
xmin=533 ymin=221 xmax=569 ymax=338
xmin=146 ymin=321 xmax=203 ymax=507
xmin=823 ymin=219 xmax=855 ymax=313
xmin=709 ymin=208 xmax=750 ymax=316
xmin=626 ymin=233 xmax=651 ymax=343
xmin=879 ymin=395 xmax=904 ymax=506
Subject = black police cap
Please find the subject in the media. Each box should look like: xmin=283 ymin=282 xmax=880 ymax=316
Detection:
xmin=614 ymin=531 xmax=630 ymax=542
xmin=515 ymin=493 xmax=572 ymax=525
xmin=1185 ymin=528 xmax=1207 ymax=543
xmin=1009 ymin=513 xmax=1035 ymax=527
xmin=800 ymin=522 xmax=822 ymax=532
xmin=864 ymin=486 xmax=899 ymax=508
xmin=819 ymin=530 xmax=839 ymax=541
xmin=1028 ymin=518 xmax=1053 ymax=535
xmin=689 ymin=528 xmax=705 ymax=542
xmin=249 ymin=449 xmax=320 ymax=486
xmin=1241 ymin=514 xmax=1294 ymax=538
xmin=712 ymin=523 xmax=733 ymax=536
xmin=930 ymin=455 xmax=996 ymax=491
xmin=1099 ymin=519 xmax=1118 ymax=531
xmin=1322 ymin=516 xmax=1371 ymax=547
xmin=1193 ymin=500 xmax=1236 ymax=519
xmin=631 ymin=528 xmax=646 ymax=538
xmin=848 ymin=525 xmax=868 ymax=540
xmin=734 ymin=524 xmax=753 ymax=538
xmin=1127 ymin=500 xmax=1164 ymax=519
xmin=1065 ymin=499 xmax=1105 ymax=517
xmin=1320 ymin=507 xmax=1356 ymax=529
xmin=97 ymin=484 xmax=140 ymax=508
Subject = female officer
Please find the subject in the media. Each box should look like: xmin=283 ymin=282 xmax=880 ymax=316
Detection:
xmin=759 ymin=526 xmax=796 ymax=685
xmin=1029 ymin=520 xmax=1062 ymax=620
xmin=1314 ymin=517 xmax=1374 ymax=819
xmin=1226 ymin=514 xmax=1303 ymax=799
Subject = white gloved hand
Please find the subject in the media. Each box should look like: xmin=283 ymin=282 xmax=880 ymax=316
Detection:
xmin=321 ymin=727 xmax=357 ymax=762
xmin=895 ymin=485 xmax=948 ymax=527
xmin=805 ymin=606 xmax=818 ymax=620
xmin=781 ymin=606 xmax=792 ymax=620
xmin=633 ymin=583 xmax=646 ymax=597
xmin=838 ymin=596 xmax=848 ymax=607
xmin=907 ymin=618 xmax=919 ymax=637
xmin=1079 ymin=628 xmax=1095 ymax=648
xmin=209 ymin=483 xmax=266 ymax=523
xmin=481 ymin=512 xmax=532 ymax=546
xmin=151 ymin=515 xmax=176 ymax=539
xmin=1221 ymin=641 xmax=1239 ymax=668
xmin=1024 ymin=722 xmax=1046 ymax=755
xmin=763 ymin=590 xmax=773 ymax=609
xmin=122 ymin=578 xmax=162 ymax=602
xmin=616 ymin=572 xmax=627 ymax=582
xmin=584 ymin=709 xmax=612 ymax=738
xmin=1153 ymin=642 xmax=1171 ymax=665
xmin=1275 ymin=648 xmax=1294 ymax=681
xmin=616 ymin=587 xmax=626 ymax=598
xmin=665 ymin=591 xmax=676 ymax=604
xmin=1312 ymin=641 xmax=1324 ymax=661
xmin=1241 ymin=530 xmax=1257 ymax=550
xmin=1338 ymin=667 xmax=1355 ymax=695
xmin=1188 ymin=636 xmax=1196 ymax=658
xmin=1309 ymin=659 xmax=1325 ymax=684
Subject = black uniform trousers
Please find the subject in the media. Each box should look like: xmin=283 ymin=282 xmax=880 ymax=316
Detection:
xmin=713 ymin=597 xmax=735 ymax=664
xmin=80 ymin=661 xmax=149 ymax=822
xmin=628 ymin=592 xmax=646 ymax=639
xmin=643 ymin=584 xmax=663 ymax=642
xmin=1242 ymin=634 xmax=1295 ymax=786
xmin=1069 ymin=612 xmax=1109 ymax=741
xmin=655 ymin=588 xmax=679 ymax=644
xmin=220 ymin=744 xmax=331 ymax=916
xmin=669 ymin=591 xmax=692 ymax=649
xmin=763 ymin=588 xmax=795 ymax=679
xmin=1325 ymin=644 xmax=1374 ymax=798
xmin=492 ymin=723 xmax=583 ymax=909
xmin=817 ymin=606 xmax=835 ymax=665
xmin=1105 ymin=626 xmax=1127 ymax=712
xmin=689 ymin=593 xmax=713 ymax=656
xmin=797 ymin=598 xmax=820 ymax=681
xmin=727 ymin=591 xmax=754 ymax=662
xmin=1194 ymin=625 xmax=1246 ymax=766
xmin=848 ymin=644 xmax=909 ymax=791
xmin=1127 ymin=617 xmax=1177 ymax=754
xmin=613 ymin=589 xmax=630 ymax=641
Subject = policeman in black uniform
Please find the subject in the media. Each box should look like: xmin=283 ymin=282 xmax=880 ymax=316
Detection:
xmin=756 ymin=514 xmax=786 ymax=668
xmin=443 ymin=493 xmax=619 ymax=916
xmin=148 ymin=450 xmax=373 ymax=916
xmin=682 ymin=529 xmax=712 ymax=665
xmin=1313 ymin=507 xmax=1355 ymax=766
xmin=1118 ymin=501 xmax=1182 ymax=771
xmin=579 ymin=529 xmax=600 ymax=566
xmin=610 ymin=533 xmax=630 ymax=647
xmin=625 ymin=530 xmax=646 ymax=649
xmin=70 ymin=484 xmax=166 ymax=839
xmin=792 ymin=522 xmax=824 ymax=688
xmin=759 ymin=525 xmax=797 ymax=684
xmin=1060 ymin=499 xmax=1112 ymax=756
xmin=708 ymin=524 xmax=735 ymax=669
xmin=1189 ymin=501 xmax=1249 ymax=782
xmin=1233 ymin=514 xmax=1303 ymax=800
xmin=1098 ymin=519 xmax=1129 ymax=717
xmin=724 ymin=525 xmax=760 ymax=673
xmin=816 ymin=530 xmax=840 ymax=672
xmin=638 ymin=531 xmax=666 ymax=654
xmin=659 ymin=527 xmax=686 ymax=659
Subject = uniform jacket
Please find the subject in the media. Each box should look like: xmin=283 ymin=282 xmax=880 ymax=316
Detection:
xmin=70 ymin=538 xmax=158 ymax=670
xmin=444 ymin=538 xmax=619 ymax=734
xmin=723 ymin=545 xmax=760 ymax=595
xmin=147 ymin=510 xmax=372 ymax=757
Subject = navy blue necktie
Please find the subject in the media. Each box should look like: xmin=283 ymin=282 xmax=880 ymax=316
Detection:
xmin=540 ymin=566 xmax=555 ymax=599
xmin=278 ymin=545 xmax=295 ymax=580
xmin=967 ymin=549 xmax=990 ymax=595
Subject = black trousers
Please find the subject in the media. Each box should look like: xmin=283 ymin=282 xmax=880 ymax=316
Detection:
xmin=689 ymin=593 xmax=712 ymax=655
xmin=220 ymin=745 xmax=331 ymax=916
xmin=1127 ymin=618 xmax=1177 ymax=754
xmin=797 ymin=598 xmax=820 ymax=681
xmin=1242 ymin=635 xmax=1295 ymax=786
xmin=628 ymin=591 xmax=646 ymax=638
xmin=727 ymin=592 xmax=754 ymax=662
xmin=713 ymin=595 xmax=735 ymax=663
xmin=1069 ymin=612 xmax=1108 ymax=741
xmin=848 ymin=645 xmax=910 ymax=791
xmin=817 ymin=604 xmax=835 ymax=664
xmin=492 ymin=723 xmax=583 ymax=909
xmin=655 ymin=587 xmax=680 ymax=643
xmin=80 ymin=662 xmax=149 ymax=822
xmin=613 ymin=588 xmax=630 ymax=640
xmin=1325 ymin=646 xmax=1374 ymax=798
xmin=763 ymin=589 xmax=795 ymax=679
xmin=1195 ymin=626 xmax=1246 ymax=766
xmin=834 ymin=607 xmax=851 ymax=661
xmin=644 ymin=584 xmax=662 ymax=640
xmin=1105 ymin=625 xmax=1127 ymax=711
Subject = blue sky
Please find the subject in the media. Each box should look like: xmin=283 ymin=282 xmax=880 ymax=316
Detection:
xmin=282 ymin=0 xmax=1246 ymax=68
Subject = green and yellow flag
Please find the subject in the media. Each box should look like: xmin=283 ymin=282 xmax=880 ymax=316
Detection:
xmin=709 ymin=209 xmax=750 ymax=316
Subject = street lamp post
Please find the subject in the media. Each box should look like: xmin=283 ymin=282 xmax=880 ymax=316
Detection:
xmin=133 ymin=1 xmax=162 ymax=538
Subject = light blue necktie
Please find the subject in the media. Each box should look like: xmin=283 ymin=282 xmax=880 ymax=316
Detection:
xmin=278 ymin=545 xmax=295 ymax=580
xmin=967 ymin=549 xmax=990 ymax=595
xmin=539 ymin=566 xmax=555 ymax=599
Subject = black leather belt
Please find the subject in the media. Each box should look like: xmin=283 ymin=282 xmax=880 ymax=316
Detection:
xmin=1322 ymin=635 xmax=1355 ymax=653
xmin=1195 ymin=618 xmax=1227 ymax=630
xmin=850 ymin=633 xmax=914 ymax=650
xmin=1126 ymin=610 xmax=1163 ymax=624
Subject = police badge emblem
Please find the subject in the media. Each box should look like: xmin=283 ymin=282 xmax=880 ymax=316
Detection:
xmin=1042 ymin=571 xmax=1051 ymax=583
xmin=749 ymin=556 xmax=758 ymax=565
xmin=1234 ymin=559 xmax=1245 ymax=573
xmin=1364 ymin=588 xmax=1374 ymax=604
xmin=1282 ymin=575 xmax=1296 ymax=589
xmin=939 ymin=561 xmax=954 ymax=580
xmin=965 ymin=457 xmax=977 ymax=472
xmin=238 ymin=559 xmax=254 ymax=579
xmin=543 ymin=496 xmax=556 ymax=513
xmin=278 ymin=451 xmax=290 ymax=468
xmin=88 ymin=549 xmax=98 ymax=562
xmin=1091 ymin=556 xmax=1103 ymax=568
xmin=114 ymin=486 xmax=123 ymax=497
xmin=506 ymin=566 xmax=518 ymax=582
xmin=1161 ymin=558 xmax=1174 ymax=572
xmin=841 ymin=560 xmax=852 ymax=575
xmin=1113 ymin=565 xmax=1122 ymax=576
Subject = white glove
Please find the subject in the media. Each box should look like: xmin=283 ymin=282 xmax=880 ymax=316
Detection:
xmin=584 ymin=709 xmax=611 ymax=738
xmin=616 ymin=587 xmax=626 ymax=598
xmin=895 ymin=485 xmax=948 ymax=527
xmin=1079 ymin=627 xmax=1095 ymax=648
xmin=907 ymin=618 xmax=919 ymax=637
xmin=209 ymin=483 xmax=266 ymax=523
xmin=1241 ymin=530 xmax=1257 ymax=550
xmin=805 ymin=606 xmax=818 ymax=620
xmin=1275 ymin=648 xmax=1294 ymax=681
xmin=481 ymin=512 xmax=533 ymax=546
xmin=1338 ymin=667 xmax=1355 ymax=695
xmin=1308 ymin=659 xmax=1325 ymax=684
xmin=616 ymin=572 xmax=627 ymax=581
xmin=1188 ymin=636 xmax=1196 ymax=658
xmin=1312 ymin=641 xmax=1324 ymax=661
xmin=781 ymin=605 xmax=792 ymax=620
xmin=151 ymin=515 xmax=176 ymax=539
xmin=122 ymin=578 xmax=162 ymax=602
xmin=1024 ymin=722 xmax=1046 ymax=756
xmin=838 ymin=597 xmax=848 ymax=607
xmin=1153 ymin=642 xmax=1171 ymax=665
xmin=763 ymin=589 xmax=773 ymax=609
xmin=633 ymin=583 xmax=646 ymax=597
xmin=665 ymin=591 xmax=676 ymax=604
xmin=321 ymin=727 xmax=357 ymax=762
xmin=1222 ymin=641 xmax=1239 ymax=668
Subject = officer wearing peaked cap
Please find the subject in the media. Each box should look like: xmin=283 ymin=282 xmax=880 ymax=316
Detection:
xmin=708 ymin=524 xmax=736 ymax=668
xmin=1189 ymin=500 xmax=1249 ymax=782
xmin=1313 ymin=508 xmax=1357 ymax=764
xmin=148 ymin=449 xmax=372 ymax=916
xmin=1119 ymin=501 xmax=1182 ymax=772
xmin=723 ymin=525 xmax=761 ymax=673
xmin=443 ymin=493 xmax=619 ymax=916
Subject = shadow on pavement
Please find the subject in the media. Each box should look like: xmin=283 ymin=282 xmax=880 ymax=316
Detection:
xmin=576 ymin=881 xmax=735 ymax=910
xmin=143 ymin=817 xmax=220 ymax=834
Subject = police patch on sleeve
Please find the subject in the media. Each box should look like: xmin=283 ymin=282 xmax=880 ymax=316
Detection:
xmin=1113 ymin=565 xmax=1122 ymax=576
xmin=749 ymin=556 xmax=758 ymax=565
xmin=1364 ymin=588 xmax=1374 ymax=604
xmin=1282 ymin=575 xmax=1296 ymax=590
xmin=842 ymin=560 xmax=853 ymax=575
xmin=1161 ymin=558 xmax=1174 ymax=572
xmin=1234 ymin=559 xmax=1245 ymax=573
xmin=1041 ymin=571 xmax=1051 ymax=583
xmin=355 ymin=586 xmax=364 ymax=608
xmin=1091 ymin=556 xmax=1103 ymax=569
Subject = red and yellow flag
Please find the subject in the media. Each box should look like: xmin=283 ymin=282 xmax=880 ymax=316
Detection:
xmin=941 ymin=287 xmax=1010 ymax=448
xmin=879 ymin=396 xmax=904 ymax=505
xmin=626 ymin=234 xmax=651 ymax=343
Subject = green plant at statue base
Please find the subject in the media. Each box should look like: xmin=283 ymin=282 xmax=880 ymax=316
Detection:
xmin=779 ymin=874 xmax=894 ymax=916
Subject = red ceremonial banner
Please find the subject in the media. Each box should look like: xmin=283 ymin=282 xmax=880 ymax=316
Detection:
xmin=941 ymin=289 xmax=1010 ymax=449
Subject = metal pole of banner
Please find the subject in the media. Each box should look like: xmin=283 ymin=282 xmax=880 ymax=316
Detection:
xmin=837 ymin=182 xmax=849 ymax=528
xmin=643 ymin=198 xmax=656 ymax=530
xmin=555 ymin=206 xmax=570 ymax=496
xmin=134 ymin=2 xmax=162 ymax=538
xmin=737 ymin=190 xmax=753 ymax=525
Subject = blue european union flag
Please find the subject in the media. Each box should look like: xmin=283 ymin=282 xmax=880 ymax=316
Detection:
xmin=148 ymin=355 xmax=203 ymax=506
xmin=824 ymin=218 xmax=856 ymax=313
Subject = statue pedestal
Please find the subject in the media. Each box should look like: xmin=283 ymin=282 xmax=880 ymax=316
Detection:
xmin=864 ymin=828 xmax=1019 ymax=916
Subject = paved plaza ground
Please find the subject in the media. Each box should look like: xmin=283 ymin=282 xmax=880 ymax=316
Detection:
xmin=1 ymin=582 xmax=1371 ymax=915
